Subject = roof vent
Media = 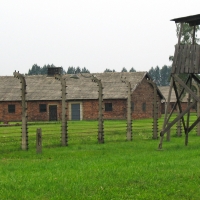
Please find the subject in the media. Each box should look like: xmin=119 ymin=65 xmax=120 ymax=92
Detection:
xmin=47 ymin=67 xmax=62 ymax=76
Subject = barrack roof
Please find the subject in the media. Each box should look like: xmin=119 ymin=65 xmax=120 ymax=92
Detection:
xmin=158 ymin=86 xmax=188 ymax=103
xmin=0 ymin=72 xmax=159 ymax=101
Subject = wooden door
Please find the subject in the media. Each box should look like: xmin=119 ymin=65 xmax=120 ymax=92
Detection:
xmin=71 ymin=104 xmax=80 ymax=120
xmin=49 ymin=105 xmax=57 ymax=121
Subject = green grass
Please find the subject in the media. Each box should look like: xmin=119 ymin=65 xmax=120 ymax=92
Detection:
xmin=1 ymin=115 xmax=200 ymax=199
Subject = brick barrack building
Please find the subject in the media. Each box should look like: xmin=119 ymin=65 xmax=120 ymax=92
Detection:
xmin=0 ymin=71 xmax=164 ymax=123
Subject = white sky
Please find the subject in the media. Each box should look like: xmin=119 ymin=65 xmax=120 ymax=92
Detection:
xmin=1 ymin=0 xmax=200 ymax=75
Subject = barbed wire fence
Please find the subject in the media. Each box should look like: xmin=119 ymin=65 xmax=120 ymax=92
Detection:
xmin=0 ymin=72 xmax=163 ymax=152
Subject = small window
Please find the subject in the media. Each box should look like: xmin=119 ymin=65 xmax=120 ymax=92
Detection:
xmin=142 ymin=103 xmax=146 ymax=112
xmin=105 ymin=103 xmax=112 ymax=111
xmin=8 ymin=105 xmax=15 ymax=113
xmin=131 ymin=102 xmax=134 ymax=112
xmin=192 ymin=102 xmax=197 ymax=110
xmin=171 ymin=103 xmax=176 ymax=110
xmin=39 ymin=104 xmax=47 ymax=112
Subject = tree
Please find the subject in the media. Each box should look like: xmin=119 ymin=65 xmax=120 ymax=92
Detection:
xmin=75 ymin=66 xmax=81 ymax=74
xmin=160 ymin=65 xmax=171 ymax=86
xmin=176 ymin=23 xmax=200 ymax=44
xmin=28 ymin=64 xmax=66 ymax=75
xmin=104 ymin=68 xmax=115 ymax=72
xmin=149 ymin=67 xmax=156 ymax=83
xmin=129 ymin=67 xmax=136 ymax=72
xmin=121 ymin=67 xmax=127 ymax=72
xmin=67 ymin=66 xmax=76 ymax=74
xmin=66 ymin=66 xmax=90 ymax=74
xmin=149 ymin=66 xmax=161 ymax=86
xmin=40 ymin=65 xmax=48 ymax=75
xmin=169 ymin=23 xmax=200 ymax=62
xmin=154 ymin=66 xmax=161 ymax=86
xmin=28 ymin=64 xmax=41 ymax=75
xmin=81 ymin=67 xmax=90 ymax=73
xmin=148 ymin=65 xmax=171 ymax=86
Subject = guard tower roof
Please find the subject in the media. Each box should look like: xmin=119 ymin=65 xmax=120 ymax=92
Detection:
xmin=171 ymin=14 xmax=200 ymax=26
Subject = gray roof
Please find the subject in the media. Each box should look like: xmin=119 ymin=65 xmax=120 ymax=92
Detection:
xmin=0 ymin=72 xmax=153 ymax=101
xmin=158 ymin=86 xmax=188 ymax=103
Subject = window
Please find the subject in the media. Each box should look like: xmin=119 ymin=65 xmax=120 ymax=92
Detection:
xmin=142 ymin=102 xmax=146 ymax=112
xmin=131 ymin=102 xmax=134 ymax=112
xmin=171 ymin=103 xmax=176 ymax=110
xmin=39 ymin=104 xmax=47 ymax=112
xmin=192 ymin=102 xmax=197 ymax=111
xmin=8 ymin=104 xmax=15 ymax=113
xmin=105 ymin=103 xmax=112 ymax=111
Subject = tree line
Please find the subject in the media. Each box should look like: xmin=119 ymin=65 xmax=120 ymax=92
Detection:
xmin=27 ymin=64 xmax=90 ymax=75
xmin=28 ymin=64 xmax=171 ymax=86
xmin=27 ymin=64 xmax=137 ymax=75
xmin=27 ymin=23 xmax=199 ymax=86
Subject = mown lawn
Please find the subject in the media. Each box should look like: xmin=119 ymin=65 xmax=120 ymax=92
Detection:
xmin=1 ymin=115 xmax=200 ymax=200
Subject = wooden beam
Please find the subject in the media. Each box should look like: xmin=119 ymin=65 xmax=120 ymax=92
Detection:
xmin=160 ymin=101 xmax=196 ymax=136
xmin=162 ymin=78 xmax=173 ymax=130
xmin=193 ymin=25 xmax=196 ymax=45
xmin=173 ymin=81 xmax=186 ymax=131
xmin=185 ymin=75 xmax=192 ymax=145
xmin=192 ymin=74 xmax=200 ymax=84
xmin=173 ymin=75 xmax=200 ymax=102
xmin=164 ymin=77 xmax=189 ymax=127
xmin=188 ymin=116 xmax=200 ymax=133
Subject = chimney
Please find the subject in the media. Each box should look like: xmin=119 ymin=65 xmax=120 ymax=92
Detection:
xmin=47 ymin=67 xmax=62 ymax=76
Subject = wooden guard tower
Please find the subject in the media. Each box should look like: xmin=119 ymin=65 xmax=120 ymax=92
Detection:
xmin=159 ymin=14 xmax=200 ymax=149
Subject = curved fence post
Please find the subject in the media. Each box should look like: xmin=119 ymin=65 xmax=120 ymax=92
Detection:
xmin=121 ymin=77 xmax=132 ymax=141
xmin=71 ymin=73 xmax=104 ymax=143
xmin=55 ymin=74 xmax=68 ymax=146
xmin=13 ymin=71 xmax=28 ymax=150
xmin=92 ymin=76 xmax=104 ymax=143
xmin=147 ymin=80 xmax=159 ymax=139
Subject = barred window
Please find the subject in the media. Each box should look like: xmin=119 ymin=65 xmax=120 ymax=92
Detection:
xmin=171 ymin=103 xmax=176 ymax=110
xmin=131 ymin=102 xmax=134 ymax=112
xmin=142 ymin=102 xmax=146 ymax=112
xmin=39 ymin=104 xmax=47 ymax=112
xmin=8 ymin=105 xmax=15 ymax=113
xmin=105 ymin=103 xmax=112 ymax=111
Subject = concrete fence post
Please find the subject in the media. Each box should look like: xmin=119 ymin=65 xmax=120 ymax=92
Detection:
xmin=121 ymin=77 xmax=132 ymax=141
xmin=92 ymin=76 xmax=104 ymax=143
xmin=36 ymin=128 xmax=42 ymax=153
xmin=13 ymin=71 xmax=28 ymax=150
xmin=70 ymin=73 xmax=104 ymax=143
xmin=147 ymin=80 xmax=159 ymax=139
xmin=55 ymin=74 xmax=68 ymax=146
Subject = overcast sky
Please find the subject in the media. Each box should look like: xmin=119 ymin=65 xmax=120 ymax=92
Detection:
xmin=1 ymin=0 xmax=200 ymax=75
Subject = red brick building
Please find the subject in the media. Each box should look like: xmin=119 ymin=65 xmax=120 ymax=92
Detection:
xmin=0 ymin=72 xmax=164 ymax=122
xmin=158 ymin=86 xmax=196 ymax=114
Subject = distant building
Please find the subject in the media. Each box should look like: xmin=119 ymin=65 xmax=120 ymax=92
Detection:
xmin=0 ymin=72 xmax=164 ymax=122
xmin=158 ymin=86 xmax=196 ymax=114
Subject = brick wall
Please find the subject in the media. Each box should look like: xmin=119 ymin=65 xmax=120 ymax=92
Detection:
xmin=0 ymin=101 xmax=22 ymax=123
xmin=82 ymin=99 xmax=127 ymax=120
xmin=82 ymin=100 xmax=98 ymax=120
xmin=0 ymin=79 xmax=162 ymax=122
xmin=81 ymin=78 xmax=162 ymax=120
xmin=27 ymin=101 xmax=62 ymax=121
xmin=132 ymin=78 xmax=162 ymax=119
xmin=0 ymin=101 xmax=62 ymax=122
xmin=161 ymin=102 xmax=196 ymax=114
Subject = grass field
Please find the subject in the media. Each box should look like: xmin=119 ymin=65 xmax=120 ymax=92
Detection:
xmin=1 ymin=115 xmax=200 ymax=199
